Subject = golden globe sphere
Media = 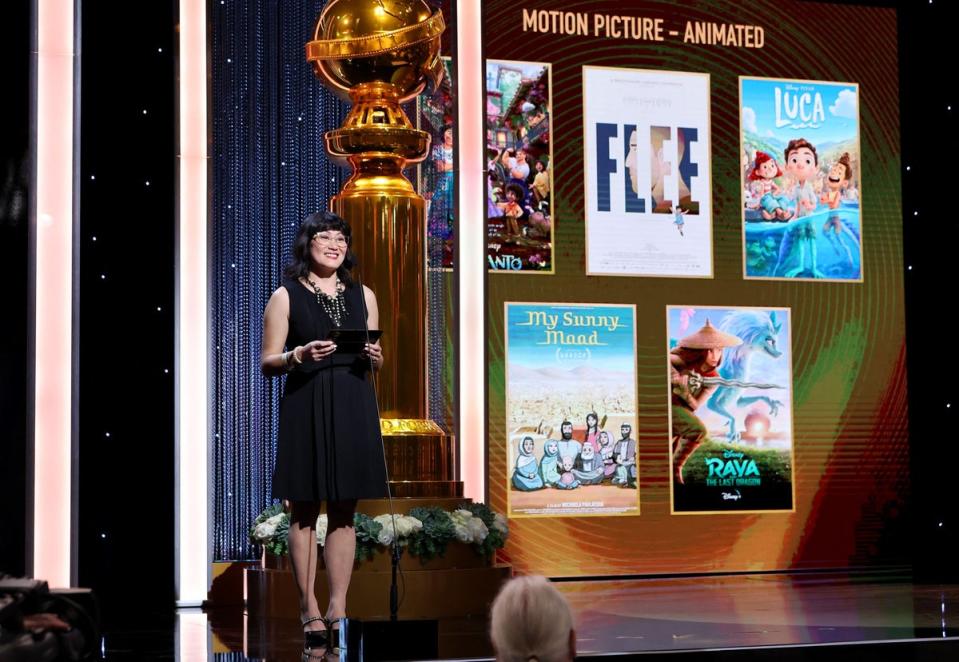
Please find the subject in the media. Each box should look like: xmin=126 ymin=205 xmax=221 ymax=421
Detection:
xmin=307 ymin=0 xmax=445 ymax=101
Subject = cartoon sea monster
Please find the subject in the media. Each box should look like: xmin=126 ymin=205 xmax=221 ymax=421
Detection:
xmin=706 ymin=310 xmax=786 ymax=442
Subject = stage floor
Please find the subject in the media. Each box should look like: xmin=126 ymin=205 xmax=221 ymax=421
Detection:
xmin=105 ymin=570 xmax=959 ymax=660
xmin=559 ymin=570 xmax=958 ymax=655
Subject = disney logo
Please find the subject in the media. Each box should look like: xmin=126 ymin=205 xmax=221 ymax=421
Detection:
xmin=721 ymin=490 xmax=743 ymax=501
xmin=723 ymin=450 xmax=745 ymax=459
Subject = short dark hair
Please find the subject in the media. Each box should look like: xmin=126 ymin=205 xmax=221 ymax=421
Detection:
xmin=784 ymin=138 xmax=818 ymax=166
xmin=283 ymin=211 xmax=356 ymax=286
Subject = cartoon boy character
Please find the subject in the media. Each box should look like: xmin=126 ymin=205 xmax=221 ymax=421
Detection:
xmin=820 ymin=152 xmax=860 ymax=270
xmin=497 ymin=183 xmax=525 ymax=239
xmin=784 ymin=138 xmax=819 ymax=218
xmin=774 ymin=138 xmax=825 ymax=278
xmin=556 ymin=455 xmax=581 ymax=489
xmin=748 ymin=151 xmax=794 ymax=221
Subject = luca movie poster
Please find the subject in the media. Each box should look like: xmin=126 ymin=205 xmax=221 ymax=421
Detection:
xmin=486 ymin=61 xmax=553 ymax=273
xmin=667 ymin=306 xmax=795 ymax=514
xmin=505 ymin=303 xmax=639 ymax=517
xmin=583 ymin=66 xmax=712 ymax=278
xmin=740 ymin=77 xmax=862 ymax=282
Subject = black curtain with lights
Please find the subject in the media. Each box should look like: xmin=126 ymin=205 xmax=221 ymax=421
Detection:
xmin=210 ymin=0 xmax=348 ymax=561
xmin=209 ymin=0 xmax=454 ymax=561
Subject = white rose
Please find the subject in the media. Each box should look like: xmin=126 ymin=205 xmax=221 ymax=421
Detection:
xmin=373 ymin=514 xmax=396 ymax=546
xmin=394 ymin=515 xmax=422 ymax=538
xmin=453 ymin=522 xmax=472 ymax=543
xmin=265 ymin=513 xmax=286 ymax=527
xmin=315 ymin=514 xmax=328 ymax=545
xmin=393 ymin=516 xmax=410 ymax=538
xmin=450 ymin=511 xmax=473 ymax=534
xmin=493 ymin=513 xmax=509 ymax=535
xmin=377 ymin=527 xmax=394 ymax=546
xmin=408 ymin=516 xmax=423 ymax=534
xmin=467 ymin=517 xmax=489 ymax=543
xmin=253 ymin=521 xmax=277 ymax=542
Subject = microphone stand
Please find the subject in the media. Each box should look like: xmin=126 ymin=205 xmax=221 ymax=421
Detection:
xmin=356 ymin=274 xmax=401 ymax=622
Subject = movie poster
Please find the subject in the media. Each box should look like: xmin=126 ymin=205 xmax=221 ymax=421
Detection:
xmin=740 ymin=77 xmax=862 ymax=281
xmin=583 ymin=66 xmax=712 ymax=278
xmin=486 ymin=61 xmax=553 ymax=273
xmin=505 ymin=302 xmax=638 ymax=517
xmin=667 ymin=306 xmax=795 ymax=513
xmin=419 ymin=56 xmax=454 ymax=270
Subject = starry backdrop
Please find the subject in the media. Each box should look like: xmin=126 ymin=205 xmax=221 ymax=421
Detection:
xmin=74 ymin=0 xmax=177 ymax=617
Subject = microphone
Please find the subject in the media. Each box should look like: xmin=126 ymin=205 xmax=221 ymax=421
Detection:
xmin=355 ymin=274 xmax=404 ymax=622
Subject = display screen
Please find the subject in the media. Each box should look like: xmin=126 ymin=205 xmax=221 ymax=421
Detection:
xmin=484 ymin=0 xmax=906 ymax=576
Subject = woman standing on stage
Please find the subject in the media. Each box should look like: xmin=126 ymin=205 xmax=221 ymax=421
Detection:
xmin=260 ymin=211 xmax=387 ymax=645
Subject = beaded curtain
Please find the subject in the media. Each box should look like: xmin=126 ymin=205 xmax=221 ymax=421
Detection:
xmin=211 ymin=0 xmax=453 ymax=560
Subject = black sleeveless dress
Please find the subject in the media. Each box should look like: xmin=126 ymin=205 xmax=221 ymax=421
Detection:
xmin=271 ymin=278 xmax=388 ymax=502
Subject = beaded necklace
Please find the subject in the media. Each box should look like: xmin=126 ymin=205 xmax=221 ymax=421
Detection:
xmin=305 ymin=275 xmax=348 ymax=327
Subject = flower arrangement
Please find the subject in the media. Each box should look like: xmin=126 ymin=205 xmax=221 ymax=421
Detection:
xmin=250 ymin=503 xmax=509 ymax=563
xmin=249 ymin=503 xmax=290 ymax=556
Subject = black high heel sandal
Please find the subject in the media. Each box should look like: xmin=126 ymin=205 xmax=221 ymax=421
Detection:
xmin=302 ymin=616 xmax=328 ymax=648
xmin=323 ymin=617 xmax=344 ymax=649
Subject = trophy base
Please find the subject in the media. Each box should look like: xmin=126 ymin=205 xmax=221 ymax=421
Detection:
xmin=380 ymin=418 xmax=460 ymax=498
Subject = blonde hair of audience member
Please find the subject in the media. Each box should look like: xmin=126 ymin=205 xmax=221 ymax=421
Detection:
xmin=490 ymin=575 xmax=576 ymax=662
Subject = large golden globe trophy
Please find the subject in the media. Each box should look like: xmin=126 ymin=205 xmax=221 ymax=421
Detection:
xmin=306 ymin=0 xmax=458 ymax=497
xmin=242 ymin=1 xmax=510 ymax=626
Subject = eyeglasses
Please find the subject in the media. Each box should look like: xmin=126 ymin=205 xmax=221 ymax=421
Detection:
xmin=312 ymin=233 xmax=349 ymax=247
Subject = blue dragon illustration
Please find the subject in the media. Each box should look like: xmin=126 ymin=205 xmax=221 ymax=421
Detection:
xmin=706 ymin=310 xmax=785 ymax=442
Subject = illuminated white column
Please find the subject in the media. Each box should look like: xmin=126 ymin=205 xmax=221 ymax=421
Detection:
xmin=456 ymin=0 xmax=486 ymax=502
xmin=175 ymin=0 xmax=210 ymax=606
xmin=175 ymin=611 xmax=210 ymax=662
xmin=31 ymin=0 xmax=77 ymax=588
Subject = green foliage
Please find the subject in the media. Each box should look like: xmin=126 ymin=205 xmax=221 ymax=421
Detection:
xmin=250 ymin=503 xmax=509 ymax=563
xmin=406 ymin=507 xmax=456 ymax=562
xmin=353 ymin=513 xmax=383 ymax=561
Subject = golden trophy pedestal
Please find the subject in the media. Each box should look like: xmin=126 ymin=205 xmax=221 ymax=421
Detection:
xmin=215 ymin=3 xmax=503 ymax=618
xmin=307 ymin=0 xmax=459 ymax=499
xmin=379 ymin=419 xmax=460 ymax=497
